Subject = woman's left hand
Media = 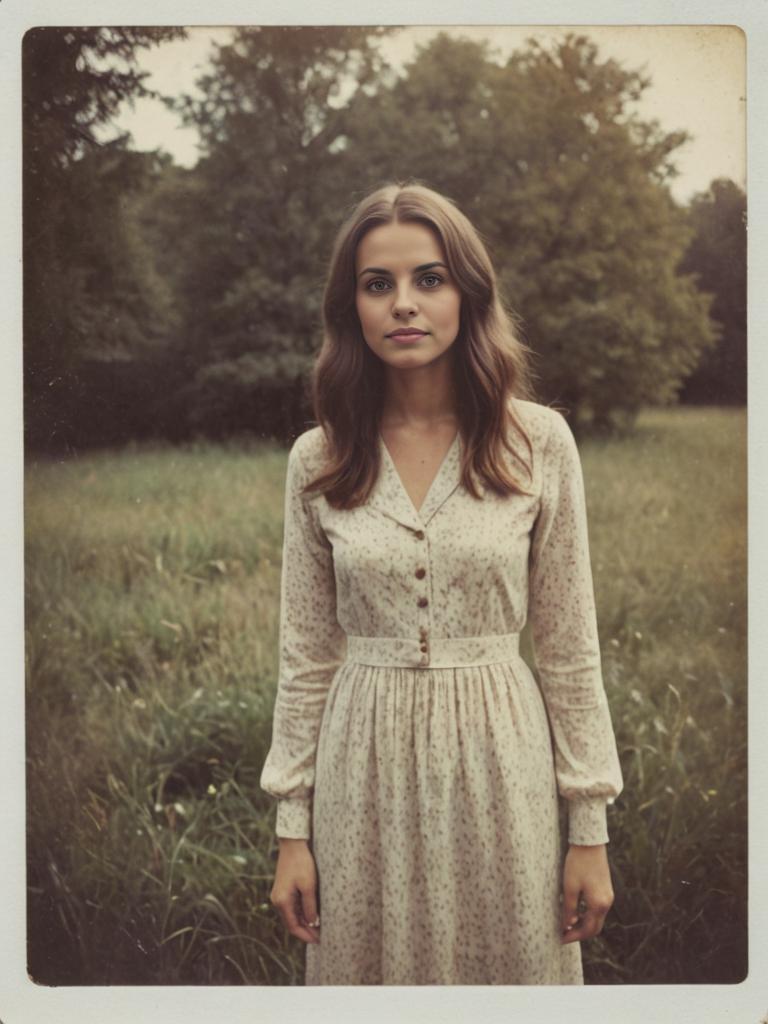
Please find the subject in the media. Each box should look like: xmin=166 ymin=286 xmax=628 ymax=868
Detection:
xmin=560 ymin=843 xmax=614 ymax=944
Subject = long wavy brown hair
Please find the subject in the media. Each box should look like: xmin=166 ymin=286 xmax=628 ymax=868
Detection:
xmin=305 ymin=182 xmax=535 ymax=508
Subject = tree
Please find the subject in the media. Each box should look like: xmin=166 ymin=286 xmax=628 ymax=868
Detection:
xmin=340 ymin=33 xmax=717 ymax=429
xmin=159 ymin=27 xmax=395 ymax=439
xmin=23 ymin=27 xmax=185 ymax=451
xmin=678 ymin=179 xmax=746 ymax=404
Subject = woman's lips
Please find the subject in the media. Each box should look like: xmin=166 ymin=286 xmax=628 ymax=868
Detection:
xmin=387 ymin=329 xmax=427 ymax=343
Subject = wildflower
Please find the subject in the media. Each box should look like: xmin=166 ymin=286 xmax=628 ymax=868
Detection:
xmin=174 ymin=802 xmax=186 ymax=817
xmin=133 ymin=698 xmax=147 ymax=709
xmin=610 ymin=638 xmax=620 ymax=648
xmin=207 ymin=784 xmax=217 ymax=796
xmin=634 ymin=631 xmax=642 ymax=640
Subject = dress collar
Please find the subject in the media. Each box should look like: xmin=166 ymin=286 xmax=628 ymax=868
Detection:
xmin=368 ymin=432 xmax=462 ymax=530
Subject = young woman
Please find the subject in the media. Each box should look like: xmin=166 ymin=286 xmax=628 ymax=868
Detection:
xmin=260 ymin=182 xmax=623 ymax=985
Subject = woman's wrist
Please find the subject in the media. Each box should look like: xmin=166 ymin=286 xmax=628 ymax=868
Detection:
xmin=567 ymin=796 xmax=609 ymax=846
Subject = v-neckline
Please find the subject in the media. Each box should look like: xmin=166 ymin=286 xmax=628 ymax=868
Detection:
xmin=379 ymin=430 xmax=461 ymax=519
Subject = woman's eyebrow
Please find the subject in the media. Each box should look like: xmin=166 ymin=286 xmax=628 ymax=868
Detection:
xmin=357 ymin=261 xmax=448 ymax=279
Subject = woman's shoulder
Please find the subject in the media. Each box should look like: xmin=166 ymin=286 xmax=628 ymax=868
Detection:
xmin=288 ymin=425 xmax=331 ymax=479
xmin=508 ymin=397 xmax=570 ymax=451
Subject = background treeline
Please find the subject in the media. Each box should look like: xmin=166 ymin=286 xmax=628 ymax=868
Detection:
xmin=23 ymin=26 xmax=746 ymax=454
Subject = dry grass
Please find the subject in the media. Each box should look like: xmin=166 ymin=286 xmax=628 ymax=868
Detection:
xmin=25 ymin=408 xmax=747 ymax=985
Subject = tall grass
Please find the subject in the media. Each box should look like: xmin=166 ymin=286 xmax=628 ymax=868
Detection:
xmin=25 ymin=409 xmax=747 ymax=985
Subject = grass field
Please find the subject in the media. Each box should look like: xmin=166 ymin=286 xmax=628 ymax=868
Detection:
xmin=25 ymin=406 xmax=747 ymax=985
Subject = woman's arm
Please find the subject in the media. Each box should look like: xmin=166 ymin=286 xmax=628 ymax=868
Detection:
xmin=260 ymin=431 xmax=345 ymax=835
xmin=260 ymin=432 xmax=345 ymax=941
xmin=528 ymin=408 xmax=623 ymax=931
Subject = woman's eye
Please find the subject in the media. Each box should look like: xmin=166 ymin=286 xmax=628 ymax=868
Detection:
xmin=366 ymin=279 xmax=390 ymax=293
xmin=420 ymin=274 xmax=443 ymax=288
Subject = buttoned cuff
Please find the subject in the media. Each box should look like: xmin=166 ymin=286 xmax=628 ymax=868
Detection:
xmin=276 ymin=797 xmax=312 ymax=839
xmin=567 ymin=797 xmax=610 ymax=846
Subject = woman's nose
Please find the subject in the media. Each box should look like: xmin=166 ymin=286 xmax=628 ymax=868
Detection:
xmin=392 ymin=284 xmax=418 ymax=318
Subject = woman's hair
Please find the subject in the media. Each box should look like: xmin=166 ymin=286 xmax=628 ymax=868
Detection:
xmin=305 ymin=181 xmax=534 ymax=508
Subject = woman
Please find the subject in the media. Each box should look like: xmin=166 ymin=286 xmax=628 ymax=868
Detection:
xmin=260 ymin=182 xmax=623 ymax=985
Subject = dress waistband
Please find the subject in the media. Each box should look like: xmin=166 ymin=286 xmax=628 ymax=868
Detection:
xmin=344 ymin=633 xmax=521 ymax=670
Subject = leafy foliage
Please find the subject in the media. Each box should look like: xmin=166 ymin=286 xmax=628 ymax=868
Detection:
xmin=339 ymin=33 xmax=717 ymax=429
xmin=152 ymin=28 xmax=395 ymax=437
xmin=678 ymin=179 xmax=746 ymax=404
xmin=23 ymin=27 xmax=185 ymax=451
xmin=23 ymin=28 xmax=736 ymax=450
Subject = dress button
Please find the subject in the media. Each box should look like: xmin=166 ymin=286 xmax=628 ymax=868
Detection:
xmin=417 ymin=597 xmax=428 ymax=609
xmin=415 ymin=567 xmax=426 ymax=579
xmin=414 ymin=530 xmax=425 ymax=540
xmin=420 ymin=643 xmax=428 ymax=653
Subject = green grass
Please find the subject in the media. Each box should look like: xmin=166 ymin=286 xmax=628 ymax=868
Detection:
xmin=25 ymin=408 xmax=747 ymax=985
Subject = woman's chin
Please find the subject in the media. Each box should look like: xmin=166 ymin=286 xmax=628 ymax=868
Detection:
xmin=380 ymin=347 xmax=454 ymax=373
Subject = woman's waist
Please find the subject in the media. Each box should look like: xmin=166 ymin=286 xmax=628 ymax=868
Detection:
xmin=344 ymin=632 xmax=522 ymax=670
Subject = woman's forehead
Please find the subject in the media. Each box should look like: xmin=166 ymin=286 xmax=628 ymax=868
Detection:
xmin=355 ymin=221 xmax=446 ymax=271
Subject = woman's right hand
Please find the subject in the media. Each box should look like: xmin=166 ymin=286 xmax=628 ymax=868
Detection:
xmin=270 ymin=838 xmax=321 ymax=944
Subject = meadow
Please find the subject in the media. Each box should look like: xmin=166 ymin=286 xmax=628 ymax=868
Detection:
xmin=25 ymin=406 xmax=747 ymax=985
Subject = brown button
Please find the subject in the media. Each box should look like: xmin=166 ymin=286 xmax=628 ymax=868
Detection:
xmin=415 ymin=567 xmax=426 ymax=579
xmin=420 ymin=643 xmax=428 ymax=653
xmin=414 ymin=530 xmax=425 ymax=540
xmin=417 ymin=597 xmax=428 ymax=609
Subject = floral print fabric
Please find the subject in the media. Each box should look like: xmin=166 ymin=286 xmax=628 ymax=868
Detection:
xmin=260 ymin=398 xmax=623 ymax=984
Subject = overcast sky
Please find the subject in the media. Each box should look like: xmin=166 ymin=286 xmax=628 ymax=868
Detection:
xmin=112 ymin=24 xmax=745 ymax=204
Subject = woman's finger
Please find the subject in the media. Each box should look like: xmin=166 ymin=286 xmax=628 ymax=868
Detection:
xmin=560 ymin=901 xmax=609 ymax=944
xmin=299 ymin=883 xmax=321 ymax=942
xmin=560 ymin=881 xmax=581 ymax=935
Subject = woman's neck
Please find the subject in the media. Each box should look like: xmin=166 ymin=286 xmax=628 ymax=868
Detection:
xmin=381 ymin=356 xmax=458 ymax=430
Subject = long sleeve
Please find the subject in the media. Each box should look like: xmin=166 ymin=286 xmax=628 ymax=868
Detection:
xmin=528 ymin=409 xmax=623 ymax=846
xmin=259 ymin=432 xmax=346 ymax=839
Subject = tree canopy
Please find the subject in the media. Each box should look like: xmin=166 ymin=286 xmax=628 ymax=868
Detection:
xmin=338 ymin=33 xmax=716 ymax=429
xmin=678 ymin=178 xmax=746 ymax=404
xmin=23 ymin=27 xmax=185 ymax=450
xmin=23 ymin=27 xmax=735 ymax=451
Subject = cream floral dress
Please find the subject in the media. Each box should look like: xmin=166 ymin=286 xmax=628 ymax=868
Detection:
xmin=260 ymin=398 xmax=623 ymax=985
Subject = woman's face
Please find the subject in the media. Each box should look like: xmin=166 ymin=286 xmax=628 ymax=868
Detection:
xmin=354 ymin=220 xmax=462 ymax=372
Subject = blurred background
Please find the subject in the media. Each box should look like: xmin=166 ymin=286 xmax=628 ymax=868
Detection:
xmin=24 ymin=26 xmax=747 ymax=986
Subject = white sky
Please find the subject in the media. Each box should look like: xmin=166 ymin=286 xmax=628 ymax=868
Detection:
xmin=113 ymin=25 xmax=745 ymax=204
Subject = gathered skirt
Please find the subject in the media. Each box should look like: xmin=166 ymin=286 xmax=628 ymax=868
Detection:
xmin=304 ymin=652 xmax=583 ymax=985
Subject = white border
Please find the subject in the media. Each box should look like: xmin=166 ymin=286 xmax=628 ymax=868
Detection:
xmin=2 ymin=2 xmax=766 ymax=1022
